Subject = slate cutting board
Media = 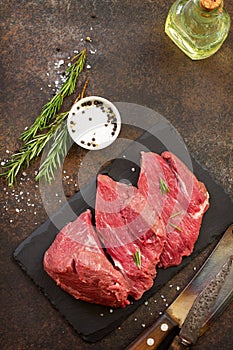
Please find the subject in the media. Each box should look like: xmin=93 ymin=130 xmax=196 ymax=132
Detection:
xmin=13 ymin=125 xmax=233 ymax=343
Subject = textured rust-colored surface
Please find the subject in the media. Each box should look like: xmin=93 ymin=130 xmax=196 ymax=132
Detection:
xmin=1 ymin=1 xmax=233 ymax=349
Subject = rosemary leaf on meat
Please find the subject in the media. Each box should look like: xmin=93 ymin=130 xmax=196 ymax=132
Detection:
xmin=169 ymin=222 xmax=183 ymax=232
xmin=159 ymin=177 xmax=170 ymax=194
xmin=21 ymin=48 xmax=87 ymax=142
xmin=170 ymin=211 xmax=182 ymax=218
xmin=132 ymin=248 xmax=142 ymax=269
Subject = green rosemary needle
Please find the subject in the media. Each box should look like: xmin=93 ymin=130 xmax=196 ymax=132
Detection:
xmin=159 ymin=177 xmax=170 ymax=194
xmin=21 ymin=48 xmax=86 ymax=142
xmin=132 ymin=248 xmax=142 ymax=269
xmin=169 ymin=222 xmax=183 ymax=232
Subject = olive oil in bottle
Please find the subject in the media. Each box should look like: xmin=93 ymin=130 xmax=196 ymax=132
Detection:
xmin=165 ymin=0 xmax=230 ymax=60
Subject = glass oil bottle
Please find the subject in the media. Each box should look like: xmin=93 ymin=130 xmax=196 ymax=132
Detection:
xmin=165 ymin=0 xmax=230 ymax=60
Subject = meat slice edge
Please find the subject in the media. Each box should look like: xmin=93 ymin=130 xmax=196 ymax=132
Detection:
xmin=95 ymin=174 xmax=166 ymax=300
xmin=43 ymin=209 xmax=129 ymax=308
xmin=138 ymin=151 xmax=210 ymax=268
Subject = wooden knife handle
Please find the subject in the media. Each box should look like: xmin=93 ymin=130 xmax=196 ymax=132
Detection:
xmin=126 ymin=313 xmax=178 ymax=350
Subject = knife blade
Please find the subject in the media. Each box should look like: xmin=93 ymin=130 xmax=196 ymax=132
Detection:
xmin=126 ymin=224 xmax=233 ymax=350
xmin=168 ymin=254 xmax=233 ymax=350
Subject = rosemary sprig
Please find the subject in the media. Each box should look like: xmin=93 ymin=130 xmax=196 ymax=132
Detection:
xmin=132 ymin=248 xmax=142 ymax=269
xmin=1 ymin=112 xmax=68 ymax=187
xmin=21 ymin=48 xmax=86 ymax=142
xmin=159 ymin=177 xmax=170 ymax=194
xmin=35 ymin=78 xmax=89 ymax=183
xmin=35 ymin=124 xmax=71 ymax=183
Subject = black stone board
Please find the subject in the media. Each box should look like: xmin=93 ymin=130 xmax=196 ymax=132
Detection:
xmin=14 ymin=127 xmax=233 ymax=343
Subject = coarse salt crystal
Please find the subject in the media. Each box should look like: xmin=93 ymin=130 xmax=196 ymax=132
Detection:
xmin=16 ymin=208 xmax=20 ymax=213
xmin=86 ymin=64 xmax=92 ymax=69
xmin=1 ymin=161 xmax=5 ymax=166
xmin=141 ymin=324 xmax=146 ymax=328
xmin=144 ymin=301 xmax=149 ymax=306
xmin=176 ymin=286 xmax=180 ymax=291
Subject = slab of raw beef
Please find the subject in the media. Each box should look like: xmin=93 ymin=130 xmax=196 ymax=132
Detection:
xmin=95 ymin=174 xmax=166 ymax=300
xmin=43 ymin=209 xmax=129 ymax=308
xmin=138 ymin=151 xmax=209 ymax=268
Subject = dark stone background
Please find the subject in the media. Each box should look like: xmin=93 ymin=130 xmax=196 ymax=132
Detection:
xmin=1 ymin=1 xmax=232 ymax=349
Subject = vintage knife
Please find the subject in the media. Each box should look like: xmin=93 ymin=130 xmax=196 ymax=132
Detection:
xmin=126 ymin=224 xmax=233 ymax=350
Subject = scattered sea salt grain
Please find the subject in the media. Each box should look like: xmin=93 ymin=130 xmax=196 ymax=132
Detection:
xmin=176 ymin=286 xmax=180 ymax=291
xmin=22 ymin=172 xmax=27 ymax=176
xmin=193 ymin=266 xmax=197 ymax=271
xmin=131 ymin=167 xmax=136 ymax=172
xmin=16 ymin=208 xmax=20 ymax=213
xmin=86 ymin=64 xmax=92 ymax=69
xmin=134 ymin=318 xmax=137 ymax=321
xmin=100 ymin=313 xmax=104 ymax=317
xmin=169 ymin=284 xmax=173 ymax=288
xmin=1 ymin=161 xmax=5 ymax=166
xmin=141 ymin=324 xmax=146 ymax=328
xmin=6 ymin=150 xmax=10 ymax=154
xmin=9 ymin=219 xmax=13 ymax=223
xmin=159 ymin=311 xmax=163 ymax=315
xmin=144 ymin=301 xmax=149 ymax=306
xmin=109 ymin=309 xmax=113 ymax=313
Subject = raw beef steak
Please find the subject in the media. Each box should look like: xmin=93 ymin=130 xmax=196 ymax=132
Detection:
xmin=95 ymin=175 xmax=166 ymax=300
xmin=138 ymin=151 xmax=209 ymax=268
xmin=43 ymin=209 xmax=129 ymax=308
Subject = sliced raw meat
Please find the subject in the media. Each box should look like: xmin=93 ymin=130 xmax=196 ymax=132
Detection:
xmin=43 ymin=209 xmax=129 ymax=308
xmin=95 ymin=174 xmax=166 ymax=300
xmin=138 ymin=151 xmax=209 ymax=268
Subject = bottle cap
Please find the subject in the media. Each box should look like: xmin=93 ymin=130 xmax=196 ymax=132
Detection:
xmin=200 ymin=0 xmax=222 ymax=11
